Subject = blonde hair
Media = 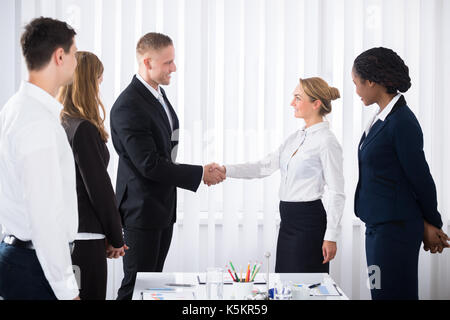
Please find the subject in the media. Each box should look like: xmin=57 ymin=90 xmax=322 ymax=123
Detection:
xmin=58 ymin=51 xmax=109 ymax=142
xmin=299 ymin=77 xmax=340 ymax=116
xmin=136 ymin=32 xmax=173 ymax=60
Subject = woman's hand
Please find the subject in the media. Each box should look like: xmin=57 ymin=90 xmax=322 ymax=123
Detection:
xmin=423 ymin=221 xmax=450 ymax=253
xmin=106 ymin=240 xmax=130 ymax=259
xmin=322 ymin=240 xmax=337 ymax=264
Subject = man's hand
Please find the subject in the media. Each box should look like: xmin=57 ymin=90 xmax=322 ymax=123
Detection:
xmin=211 ymin=165 xmax=226 ymax=176
xmin=423 ymin=220 xmax=450 ymax=253
xmin=203 ymin=163 xmax=226 ymax=186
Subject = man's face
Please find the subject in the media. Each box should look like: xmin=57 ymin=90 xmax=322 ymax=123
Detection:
xmin=146 ymin=45 xmax=177 ymax=86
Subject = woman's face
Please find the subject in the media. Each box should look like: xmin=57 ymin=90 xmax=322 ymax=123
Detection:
xmin=290 ymin=84 xmax=319 ymax=119
xmin=351 ymin=68 xmax=378 ymax=106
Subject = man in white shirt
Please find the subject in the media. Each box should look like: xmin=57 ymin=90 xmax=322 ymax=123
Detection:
xmin=0 ymin=17 xmax=80 ymax=300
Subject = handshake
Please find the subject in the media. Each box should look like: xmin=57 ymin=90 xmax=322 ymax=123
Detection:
xmin=203 ymin=163 xmax=227 ymax=186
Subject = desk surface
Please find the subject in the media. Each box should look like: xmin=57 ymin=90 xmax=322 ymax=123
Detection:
xmin=132 ymin=272 xmax=348 ymax=300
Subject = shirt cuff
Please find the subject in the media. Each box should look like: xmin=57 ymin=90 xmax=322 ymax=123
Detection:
xmin=324 ymin=227 xmax=340 ymax=243
xmin=224 ymin=165 xmax=234 ymax=177
xmin=50 ymin=273 xmax=79 ymax=300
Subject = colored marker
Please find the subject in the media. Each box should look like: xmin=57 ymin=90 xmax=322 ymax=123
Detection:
xmin=229 ymin=261 xmax=240 ymax=282
xmin=227 ymin=267 xmax=236 ymax=282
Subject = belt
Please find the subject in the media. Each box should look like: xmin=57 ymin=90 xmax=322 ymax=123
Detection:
xmin=2 ymin=235 xmax=75 ymax=254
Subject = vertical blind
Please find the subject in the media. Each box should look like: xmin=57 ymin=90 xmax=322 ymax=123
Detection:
xmin=1 ymin=0 xmax=449 ymax=300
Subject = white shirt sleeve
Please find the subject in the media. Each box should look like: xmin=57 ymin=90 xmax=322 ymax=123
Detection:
xmin=319 ymin=135 xmax=345 ymax=242
xmin=17 ymin=125 xmax=79 ymax=300
xmin=224 ymin=144 xmax=284 ymax=179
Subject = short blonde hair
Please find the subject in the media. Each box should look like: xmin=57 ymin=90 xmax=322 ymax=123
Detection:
xmin=136 ymin=32 xmax=173 ymax=57
xmin=300 ymin=77 xmax=340 ymax=116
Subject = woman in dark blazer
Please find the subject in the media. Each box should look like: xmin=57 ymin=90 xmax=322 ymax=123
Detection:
xmin=58 ymin=51 xmax=128 ymax=300
xmin=352 ymin=47 xmax=449 ymax=300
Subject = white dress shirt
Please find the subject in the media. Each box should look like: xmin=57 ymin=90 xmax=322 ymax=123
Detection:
xmin=0 ymin=81 xmax=79 ymax=300
xmin=364 ymin=93 xmax=402 ymax=137
xmin=225 ymin=121 xmax=345 ymax=242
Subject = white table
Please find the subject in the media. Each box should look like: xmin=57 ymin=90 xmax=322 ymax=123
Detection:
xmin=132 ymin=272 xmax=348 ymax=300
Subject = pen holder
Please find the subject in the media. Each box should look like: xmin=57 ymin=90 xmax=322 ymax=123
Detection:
xmin=232 ymin=281 xmax=254 ymax=300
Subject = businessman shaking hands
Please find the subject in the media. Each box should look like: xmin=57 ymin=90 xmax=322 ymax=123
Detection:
xmin=110 ymin=32 xmax=225 ymax=300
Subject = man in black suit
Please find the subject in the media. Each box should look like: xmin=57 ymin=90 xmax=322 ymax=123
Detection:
xmin=111 ymin=33 xmax=225 ymax=300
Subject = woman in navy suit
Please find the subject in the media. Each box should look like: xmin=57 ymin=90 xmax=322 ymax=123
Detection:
xmin=352 ymin=47 xmax=449 ymax=300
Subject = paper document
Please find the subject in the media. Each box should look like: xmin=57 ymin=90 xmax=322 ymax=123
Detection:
xmin=141 ymin=290 xmax=196 ymax=300
xmin=310 ymin=283 xmax=341 ymax=296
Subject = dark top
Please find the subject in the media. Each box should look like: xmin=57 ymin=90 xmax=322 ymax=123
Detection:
xmin=110 ymin=76 xmax=203 ymax=229
xmin=354 ymin=95 xmax=443 ymax=229
xmin=62 ymin=116 xmax=124 ymax=248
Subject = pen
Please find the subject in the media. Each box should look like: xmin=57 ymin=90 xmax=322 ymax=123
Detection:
xmin=227 ymin=267 xmax=236 ymax=282
xmin=145 ymin=288 xmax=175 ymax=291
xmin=229 ymin=261 xmax=240 ymax=282
xmin=246 ymin=262 xmax=251 ymax=282
xmin=250 ymin=262 xmax=257 ymax=281
xmin=165 ymin=283 xmax=194 ymax=287
xmin=250 ymin=263 xmax=261 ymax=282
xmin=308 ymin=283 xmax=321 ymax=289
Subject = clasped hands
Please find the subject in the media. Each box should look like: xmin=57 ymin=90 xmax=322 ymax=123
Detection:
xmin=203 ymin=163 xmax=226 ymax=186
xmin=423 ymin=221 xmax=450 ymax=254
xmin=105 ymin=240 xmax=129 ymax=259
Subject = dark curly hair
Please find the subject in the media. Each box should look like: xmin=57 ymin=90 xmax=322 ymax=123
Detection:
xmin=353 ymin=47 xmax=411 ymax=94
xmin=21 ymin=17 xmax=76 ymax=71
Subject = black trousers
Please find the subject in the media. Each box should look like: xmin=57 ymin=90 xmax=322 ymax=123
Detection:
xmin=365 ymin=219 xmax=423 ymax=300
xmin=71 ymin=239 xmax=107 ymax=300
xmin=275 ymin=200 xmax=329 ymax=273
xmin=117 ymin=225 xmax=173 ymax=300
xmin=0 ymin=242 xmax=56 ymax=300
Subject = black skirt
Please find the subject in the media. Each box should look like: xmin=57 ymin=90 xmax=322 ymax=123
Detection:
xmin=275 ymin=200 xmax=329 ymax=273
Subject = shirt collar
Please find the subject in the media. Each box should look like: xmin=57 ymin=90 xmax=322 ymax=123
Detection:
xmin=376 ymin=93 xmax=402 ymax=122
xmin=301 ymin=121 xmax=329 ymax=134
xmin=136 ymin=73 xmax=163 ymax=100
xmin=20 ymin=81 xmax=63 ymax=120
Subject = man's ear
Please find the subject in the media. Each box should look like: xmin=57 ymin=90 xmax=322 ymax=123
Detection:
xmin=54 ymin=48 xmax=65 ymax=66
xmin=144 ymin=57 xmax=152 ymax=70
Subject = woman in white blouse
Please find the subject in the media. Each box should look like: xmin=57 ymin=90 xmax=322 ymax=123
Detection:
xmin=217 ymin=77 xmax=345 ymax=273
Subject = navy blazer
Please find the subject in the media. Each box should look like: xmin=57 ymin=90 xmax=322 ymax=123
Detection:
xmin=354 ymin=95 xmax=443 ymax=229
xmin=110 ymin=76 xmax=203 ymax=229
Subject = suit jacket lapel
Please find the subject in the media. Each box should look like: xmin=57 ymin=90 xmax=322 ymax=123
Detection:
xmin=359 ymin=95 xmax=406 ymax=152
xmin=131 ymin=76 xmax=173 ymax=135
xmin=358 ymin=132 xmax=366 ymax=151
xmin=160 ymin=87 xmax=179 ymax=132
xmin=160 ymin=87 xmax=179 ymax=160
xmin=360 ymin=119 xmax=386 ymax=151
